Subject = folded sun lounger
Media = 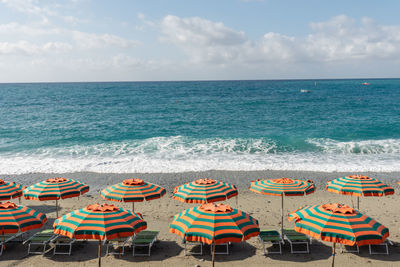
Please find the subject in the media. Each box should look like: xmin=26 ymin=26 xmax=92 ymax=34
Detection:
xmin=258 ymin=230 xmax=284 ymax=255
xmin=210 ymin=242 xmax=229 ymax=255
xmin=23 ymin=229 xmax=57 ymax=255
xmin=105 ymin=236 xmax=131 ymax=256
xmin=0 ymin=232 xmax=24 ymax=256
xmin=132 ymin=230 xmax=159 ymax=256
xmin=283 ymin=229 xmax=310 ymax=254
xmin=52 ymin=235 xmax=76 ymax=255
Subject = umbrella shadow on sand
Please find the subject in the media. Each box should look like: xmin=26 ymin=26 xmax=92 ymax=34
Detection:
xmin=25 ymin=204 xmax=60 ymax=216
xmin=267 ymin=240 xmax=331 ymax=262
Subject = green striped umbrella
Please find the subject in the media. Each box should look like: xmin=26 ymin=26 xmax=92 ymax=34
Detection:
xmin=54 ymin=203 xmax=147 ymax=267
xmin=250 ymin=178 xmax=315 ymax=234
xmin=0 ymin=179 xmax=25 ymax=201
xmin=23 ymin=177 xmax=89 ymax=217
xmin=173 ymin=179 xmax=238 ymax=204
xmin=101 ymin=179 xmax=166 ymax=212
xmin=170 ymin=202 xmax=259 ymax=266
xmin=289 ymin=203 xmax=389 ymax=267
xmin=326 ymin=175 xmax=394 ymax=209
xmin=0 ymin=201 xmax=47 ymax=234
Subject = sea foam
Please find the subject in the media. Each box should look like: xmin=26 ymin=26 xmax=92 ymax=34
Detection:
xmin=0 ymin=136 xmax=399 ymax=174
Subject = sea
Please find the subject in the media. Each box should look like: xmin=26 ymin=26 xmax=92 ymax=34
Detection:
xmin=0 ymin=79 xmax=399 ymax=174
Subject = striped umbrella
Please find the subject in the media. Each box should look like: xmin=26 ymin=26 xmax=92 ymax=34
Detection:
xmin=23 ymin=177 xmax=89 ymax=217
xmin=173 ymin=178 xmax=238 ymax=204
xmin=54 ymin=203 xmax=147 ymax=267
xmin=170 ymin=202 xmax=259 ymax=266
xmin=249 ymin=178 xmax=315 ymax=234
xmin=0 ymin=201 xmax=47 ymax=234
xmin=289 ymin=203 xmax=389 ymax=267
xmin=101 ymin=179 xmax=166 ymax=212
xmin=0 ymin=179 xmax=25 ymax=201
xmin=326 ymin=175 xmax=394 ymax=209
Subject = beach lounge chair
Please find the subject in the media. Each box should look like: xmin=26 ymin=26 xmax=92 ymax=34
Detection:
xmin=258 ymin=230 xmax=284 ymax=255
xmin=132 ymin=230 xmax=159 ymax=256
xmin=105 ymin=236 xmax=131 ymax=256
xmin=369 ymin=239 xmax=392 ymax=255
xmin=52 ymin=235 xmax=76 ymax=255
xmin=0 ymin=232 xmax=24 ymax=256
xmin=283 ymin=229 xmax=310 ymax=254
xmin=23 ymin=229 xmax=57 ymax=255
xmin=183 ymin=239 xmax=203 ymax=256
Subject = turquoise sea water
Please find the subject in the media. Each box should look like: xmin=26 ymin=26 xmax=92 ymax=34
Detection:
xmin=0 ymin=79 xmax=400 ymax=174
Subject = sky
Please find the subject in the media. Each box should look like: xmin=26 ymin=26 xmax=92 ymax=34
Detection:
xmin=1 ymin=0 xmax=400 ymax=82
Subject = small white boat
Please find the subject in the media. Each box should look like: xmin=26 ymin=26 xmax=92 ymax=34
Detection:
xmin=300 ymin=89 xmax=311 ymax=93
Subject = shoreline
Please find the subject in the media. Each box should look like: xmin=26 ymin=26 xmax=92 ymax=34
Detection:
xmin=2 ymin=170 xmax=399 ymax=191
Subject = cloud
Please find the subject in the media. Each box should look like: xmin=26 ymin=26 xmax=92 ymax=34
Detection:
xmin=160 ymin=14 xmax=400 ymax=66
xmin=71 ymin=31 xmax=140 ymax=49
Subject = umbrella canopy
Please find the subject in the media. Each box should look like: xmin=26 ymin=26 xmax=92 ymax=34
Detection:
xmin=54 ymin=203 xmax=147 ymax=267
xmin=101 ymin=179 xmax=166 ymax=212
xmin=170 ymin=202 xmax=259 ymax=244
xmin=249 ymin=178 xmax=315 ymax=234
xmin=170 ymin=202 xmax=259 ymax=266
xmin=326 ymin=175 xmax=394 ymax=209
xmin=173 ymin=178 xmax=238 ymax=204
xmin=0 ymin=201 xmax=47 ymax=234
xmin=23 ymin=177 xmax=89 ymax=217
xmin=288 ymin=203 xmax=389 ymax=266
xmin=0 ymin=179 xmax=24 ymax=201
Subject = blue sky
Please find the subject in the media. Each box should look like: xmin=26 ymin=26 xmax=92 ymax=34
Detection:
xmin=1 ymin=0 xmax=400 ymax=82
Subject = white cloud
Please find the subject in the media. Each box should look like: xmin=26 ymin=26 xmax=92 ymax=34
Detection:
xmin=160 ymin=14 xmax=400 ymax=67
xmin=71 ymin=31 xmax=140 ymax=49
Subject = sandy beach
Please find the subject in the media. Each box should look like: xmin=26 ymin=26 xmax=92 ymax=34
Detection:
xmin=1 ymin=170 xmax=399 ymax=267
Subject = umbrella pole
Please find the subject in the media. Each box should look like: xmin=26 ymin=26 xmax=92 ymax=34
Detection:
xmin=357 ymin=196 xmax=359 ymax=210
xmin=212 ymin=239 xmax=216 ymax=267
xmin=98 ymin=240 xmax=101 ymax=267
xmin=132 ymin=202 xmax=134 ymax=212
xmin=56 ymin=199 xmax=58 ymax=218
xmin=281 ymin=194 xmax=284 ymax=236
xmin=331 ymin=243 xmax=336 ymax=267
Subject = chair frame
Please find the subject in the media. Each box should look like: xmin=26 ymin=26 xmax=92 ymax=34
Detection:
xmin=132 ymin=230 xmax=159 ymax=257
xmin=0 ymin=232 xmax=24 ymax=256
xmin=52 ymin=235 xmax=76 ymax=255
xmin=283 ymin=229 xmax=310 ymax=254
xmin=258 ymin=230 xmax=284 ymax=255
xmin=369 ymin=239 xmax=392 ymax=255
xmin=105 ymin=236 xmax=131 ymax=256
xmin=23 ymin=230 xmax=57 ymax=255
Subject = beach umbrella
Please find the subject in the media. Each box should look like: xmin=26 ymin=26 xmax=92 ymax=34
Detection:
xmin=326 ymin=175 xmax=394 ymax=210
xmin=288 ymin=203 xmax=389 ymax=267
xmin=173 ymin=178 xmax=238 ymax=204
xmin=101 ymin=178 xmax=166 ymax=212
xmin=53 ymin=203 xmax=147 ymax=267
xmin=170 ymin=202 xmax=259 ymax=267
xmin=0 ymin=201 xmax=47 ymax=235
xmin=249 ymin=178 xmax=315 ymax=235
xmin=23 ymin=177 xmax=89 ymax=217
xmin=0 ymin=179 xmax=25 ymax=202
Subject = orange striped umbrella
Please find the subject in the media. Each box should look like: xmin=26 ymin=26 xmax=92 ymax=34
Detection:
xmin=250 ymin=178 xmax=315 ymax=234
xmin=326 ymin=175 xmax=394 ymax=209
xmin=0 ymin=179 xmax=25 ymax=201
xmin=289 ymin=203 xmax=389 ymax=266
xmin=101 ymin=179 xmax=166 ymax=212
xmin=54 ymin=203 xmax=146 ymax=267
xmin=170 ymin=202 xmax=259 ymax=266
xmin=0 ymin=201 xmax=47 ymax=234
xmin=23 ymin=177 xmax=89 ymax=217
xmin=173 ymin=178 xmax=238 ymax=204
